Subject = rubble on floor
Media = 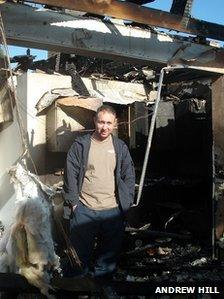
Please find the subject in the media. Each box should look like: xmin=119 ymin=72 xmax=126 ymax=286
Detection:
xmin=117 ymin=235 xmax=224 ymax=286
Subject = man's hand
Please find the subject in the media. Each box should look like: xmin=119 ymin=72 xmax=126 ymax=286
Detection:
xmin=63 ymin=203 xmax=77 ymax=219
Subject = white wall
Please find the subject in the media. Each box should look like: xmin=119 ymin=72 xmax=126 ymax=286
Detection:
xmin=26 ymin=72 xmax=71 ymax=173
xmin=0 ymin=76 xmax=24 ymax=227
xmin=0 ymin=72 xmax=71 ymax=227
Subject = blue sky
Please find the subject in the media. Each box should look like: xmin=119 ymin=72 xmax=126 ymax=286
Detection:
xmin=148 ymin=0 xmax=224 ymax=24
xmin=8 ymin=0 xmax=224 ymax=60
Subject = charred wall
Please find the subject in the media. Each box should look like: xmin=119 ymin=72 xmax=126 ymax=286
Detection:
xmin=129 ymin=77 xmax=213 ymax=240
xmin=212 ymin=75 xmax=224 ymax=242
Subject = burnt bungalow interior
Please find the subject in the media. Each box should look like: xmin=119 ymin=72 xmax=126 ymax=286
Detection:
xmin=117 ymin=69 xmax=219 ymax=288
xmin=2 ymin=0 xmax=224 ymax=296
xmin=2 ymin=18 xmax=224 ymax=299
xmin=129 ymin=68 xmax=214 ymax=238
xmin=31 ymin=54 xmax=221 ymax=290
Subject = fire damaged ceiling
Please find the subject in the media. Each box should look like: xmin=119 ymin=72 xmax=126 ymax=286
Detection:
xmin=1 ymin=1 xmax=224 ymax=73
xmin=27 ymin=0 xmax=224 ymax=42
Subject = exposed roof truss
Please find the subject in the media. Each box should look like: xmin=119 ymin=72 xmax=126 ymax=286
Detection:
xmin=27 ymin=0 xmax=224 ymax=41
xmin=2 ymin=2 xmax=224 ymax=73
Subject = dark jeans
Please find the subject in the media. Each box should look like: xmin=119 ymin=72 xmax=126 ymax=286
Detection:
xmin=69 ymin=201 xmax=125 ymax=278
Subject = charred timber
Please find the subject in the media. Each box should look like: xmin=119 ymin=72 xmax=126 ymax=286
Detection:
xmin=122 ymin=264 xmax=224 ymax=276
xmin=170 ymin=0 xmax=194 ymax=16
xmin=28 ymin=0 xmax=224 ymax=41
xmin=0 ymin=273 xmax=38 ymax=293
xmin=125 ymin=228 xmax=193 ymax=240
xmin=0 ymin=274 xmax=100 ymax=296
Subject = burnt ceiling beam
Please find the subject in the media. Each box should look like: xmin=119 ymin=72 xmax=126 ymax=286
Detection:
xmin=28 ymin=0 xmax=224 ymax=41
xmin=127 ymin=0 xmax=155 ymax=4
xmin=2 ymin=2 xmax=224 ymax=73
xmin=170 ymin=0 xmax=194 ymax=16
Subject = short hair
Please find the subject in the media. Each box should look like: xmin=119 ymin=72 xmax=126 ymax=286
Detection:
xmin=95 ymin=104 xmax=117 ymax=118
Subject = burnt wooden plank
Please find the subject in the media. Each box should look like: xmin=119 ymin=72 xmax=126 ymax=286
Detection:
xmin=125 ymin=228 xmax=193 ymax=240
xmin=28 ymin=0 xmax=224 ymax=41
xmin=0 ymin=273 xmax=37 ymax=292
xmin=170 ymin=0 xmax=194 ymax=16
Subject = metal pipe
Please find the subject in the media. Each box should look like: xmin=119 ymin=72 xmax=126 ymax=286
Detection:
xmin=133 ymin=67 xmax=165 ymax=206
xmin=134 ymin=65 xmax=186 ymax=207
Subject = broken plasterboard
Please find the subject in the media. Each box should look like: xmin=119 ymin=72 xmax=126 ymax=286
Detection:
xmin=36 ymin=77 xmax=153 ymax=115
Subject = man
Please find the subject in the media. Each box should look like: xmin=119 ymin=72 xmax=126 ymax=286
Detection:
xmin=62 ymin=104 xmax=135 ymax=278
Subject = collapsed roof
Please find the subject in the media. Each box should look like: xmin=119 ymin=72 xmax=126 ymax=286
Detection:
xmin=1 ymin=0 xmax=224 ymax=74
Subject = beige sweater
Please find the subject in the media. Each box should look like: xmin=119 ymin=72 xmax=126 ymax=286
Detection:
xmin=80 ymin=135 xmax=118 ymax=210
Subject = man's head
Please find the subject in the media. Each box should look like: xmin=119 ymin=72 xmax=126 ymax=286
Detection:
xmin=94 ymin=105 xmax=117 ymax=141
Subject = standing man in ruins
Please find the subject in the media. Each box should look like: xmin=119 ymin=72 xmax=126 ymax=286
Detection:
xmin=62 ymin=104 xmax=135 ymax=278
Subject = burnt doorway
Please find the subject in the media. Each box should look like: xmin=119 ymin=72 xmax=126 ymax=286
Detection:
xmin=129 ymin=69 xmax=214 ymax=246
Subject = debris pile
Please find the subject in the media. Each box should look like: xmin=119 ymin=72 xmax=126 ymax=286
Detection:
xmin=0 ymin=163 xmax=61 ymax=298
xmin=118 ymin=232 xmax=224 ymax=286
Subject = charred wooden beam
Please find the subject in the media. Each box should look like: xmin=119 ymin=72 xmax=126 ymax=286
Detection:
xmin=4 ymin=2 xmax=224 ymax=70
xmin=127 ymin=0 xmax=155 ymax=4
xmin=28 ymin=0 xmax=224 ymax=41
xmin=0 ymin=274 xmax=101 ymax=296
xmin=123 ymin=265 xmax=219 ymax=276
xmin=125 ymin=228 xmax=193 ymax=240
xmin=0 ymin=273 xmax=38 ymax=293
xmin=170 ymin=0 xmax=194 ymax=16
